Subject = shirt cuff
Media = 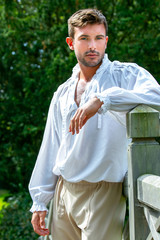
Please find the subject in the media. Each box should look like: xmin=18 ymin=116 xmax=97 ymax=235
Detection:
xmin=30 ymin=202 xmax=48 ymax=213
xmin=91 ymin=93 xmax=111 ymax=114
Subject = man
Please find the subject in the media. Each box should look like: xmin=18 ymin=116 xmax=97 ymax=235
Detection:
xmin=29 ymin=9 xmax=160 ymax=240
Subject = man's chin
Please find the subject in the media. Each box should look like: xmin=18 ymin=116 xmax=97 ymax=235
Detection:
xmin=81 ymin=59 xmax=102 ymax=67
xmin=84 ymin=61 xmax=102 ymax=67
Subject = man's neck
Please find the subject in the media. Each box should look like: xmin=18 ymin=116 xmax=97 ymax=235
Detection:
xmin=78 ymin=62 xmax=102 ymax=82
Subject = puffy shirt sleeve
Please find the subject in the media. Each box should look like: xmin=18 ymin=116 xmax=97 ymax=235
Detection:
xmin=29 ymin=94 xmax=60 ymax=212
xmin=95 ymin=63 xmax=160 ymax=113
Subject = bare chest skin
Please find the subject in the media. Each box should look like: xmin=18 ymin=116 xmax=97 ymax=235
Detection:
xmin=75 ymin=79 xmax=88 ymax=107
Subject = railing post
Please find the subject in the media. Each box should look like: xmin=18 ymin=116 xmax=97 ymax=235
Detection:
xmin=127 ymin=105 xmax=160 ymax=240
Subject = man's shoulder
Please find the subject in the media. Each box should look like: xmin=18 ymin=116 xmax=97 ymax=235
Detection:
xmin=52 ymin=77 xmax=72 ymax=100
xmin=111 ymin=60 xmax=140 ymax=72
xmin=109 ymin=60 xmax=141 ymax=80
xmin=57 ymin=77 xmax=72 ymax=92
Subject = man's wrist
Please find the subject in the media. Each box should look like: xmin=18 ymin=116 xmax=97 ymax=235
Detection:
xmin=93 ymin=97 xmax=103 ymax=109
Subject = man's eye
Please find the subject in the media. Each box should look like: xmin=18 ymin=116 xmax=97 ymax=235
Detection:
xmin=80 ymin=37 xmax=87 ymax=40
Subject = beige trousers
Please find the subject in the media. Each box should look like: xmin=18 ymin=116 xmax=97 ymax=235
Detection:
xmin=51 ymin=176 xmax=126 ymax=240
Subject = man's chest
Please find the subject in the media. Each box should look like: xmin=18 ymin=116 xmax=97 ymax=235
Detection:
xmin=74 ymin=80 xmax=89 ymax=107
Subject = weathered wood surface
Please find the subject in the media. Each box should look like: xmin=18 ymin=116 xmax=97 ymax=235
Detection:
xmin=127 ymin=105 xmax=160 ymax=240
xmin=144 ymin=207 xmax=160 ymax=240
xmin=137 ymin=174 xmax=160 ymax=211
xmin=150 ymin=105 xmax=160 ymax=112
xmin=137 ymin=174 xmax=160 ymax=240
xmin=127 ymin=105 xmax=160 ymax=138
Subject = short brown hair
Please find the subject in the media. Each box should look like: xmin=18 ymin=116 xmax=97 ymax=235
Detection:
xmin=68 ymin=9 xmax=108 ymax=38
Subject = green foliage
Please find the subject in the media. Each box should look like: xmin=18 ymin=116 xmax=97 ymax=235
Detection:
xmin=0 ymin=0 xmax=160 ymax=192
xmin=0 ymin=191 xmax=9 ymax=218
xmin=0 ymin=0 xmax=76 ymax=191
xmin=0 ymin=192 xmax=37 ymax=240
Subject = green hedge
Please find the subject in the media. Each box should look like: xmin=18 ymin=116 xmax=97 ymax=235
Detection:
xmin=0 ymin=192 xmax=37 ymax=240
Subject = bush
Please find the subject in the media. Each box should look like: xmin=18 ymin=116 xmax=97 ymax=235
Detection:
xmin=0 ymin=192 xmax=38 ymax=240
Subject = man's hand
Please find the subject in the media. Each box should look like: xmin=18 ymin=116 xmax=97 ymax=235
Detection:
xmin=31 ymin=211 xmax=49 ymax=236
xmin=69 ymin=97 xmax=103 ymax=135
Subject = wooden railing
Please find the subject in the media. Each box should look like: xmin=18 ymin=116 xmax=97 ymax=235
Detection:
xmin=41 ymin=104 xmax=160 ymax=240
xmin=123 ymin=104 xmax=160 ymax=240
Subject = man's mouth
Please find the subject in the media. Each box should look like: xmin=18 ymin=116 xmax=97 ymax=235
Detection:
xmin=85 ymin=51 xmax=99 ymax=57
xmin=86 ymin=54 xmax=97 ymax=57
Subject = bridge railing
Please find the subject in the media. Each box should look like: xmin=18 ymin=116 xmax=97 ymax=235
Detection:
xmin=123 ymin=104 xmax=160 ymax=240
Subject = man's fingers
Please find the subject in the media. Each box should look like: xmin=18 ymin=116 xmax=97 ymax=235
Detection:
xmin=75 ymin=109 xmax=83 ymax=133
xmin=75 ymin=116 xmax=79 ymax=134
xmin=79 ymin=110 xmax=87 ymax=129
xmin=69 ymin=110 xmax=79 ymax=134
xmin=69 ymin=108 xmax=87 ymax=134
xmin=39 ymin=211 xmax=46 ymax=229
xmin=81 ymin=116 xmax=88 ymax=127
xmin=69 ymin=110 xmax=78 ymax=134
xmin=69 ymin=117 xmax=75 ymax=135
xmin=69 ymin=109 xmax=85 ymax=134
xmin=31 ymin=211 xmax=49 ymax=236
xmin=69 ymin=98 xmax=103 ymax=135
xmin=31 ymin=213 xmax=42 ymax=235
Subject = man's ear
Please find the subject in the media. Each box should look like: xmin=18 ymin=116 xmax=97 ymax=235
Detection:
xmin=66 ymin=37 xmax=74 ymax=50
xmin=105 ymin=36 xmax=109 ymax=49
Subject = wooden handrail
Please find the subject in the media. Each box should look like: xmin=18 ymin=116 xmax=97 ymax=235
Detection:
xmin=126 ymin=105 xmax=160 ymax=240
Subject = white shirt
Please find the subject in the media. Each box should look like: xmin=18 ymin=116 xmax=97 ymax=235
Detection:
xmin=29 ymin=54 xmax=160 ymax=212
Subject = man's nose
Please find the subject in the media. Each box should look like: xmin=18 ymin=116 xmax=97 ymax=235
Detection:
xmin=88 ymin=40 xmax=96 ymax=50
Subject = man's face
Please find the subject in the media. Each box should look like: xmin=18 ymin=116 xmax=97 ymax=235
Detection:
xmin=66 ymin=23 xmax=108 ymax=68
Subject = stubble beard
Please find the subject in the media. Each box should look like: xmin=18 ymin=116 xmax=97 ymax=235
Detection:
xmin=77 ymin=51 xmax=105 ymax=67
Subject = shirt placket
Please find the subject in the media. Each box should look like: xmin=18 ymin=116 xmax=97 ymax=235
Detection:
xmin=61 ymin=83 xmax=78 ymax=158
